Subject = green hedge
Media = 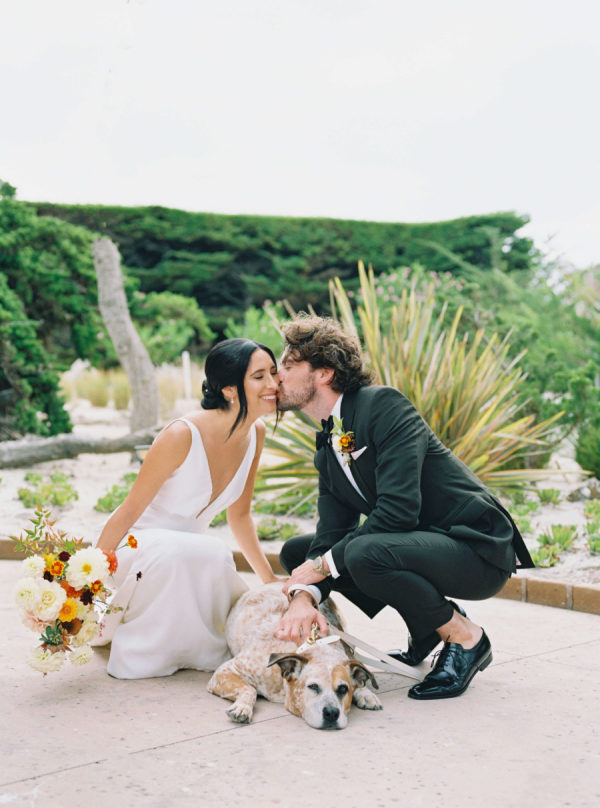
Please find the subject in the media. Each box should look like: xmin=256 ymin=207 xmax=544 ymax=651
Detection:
xmin=33 ymin=203 xmax=536 ymax=332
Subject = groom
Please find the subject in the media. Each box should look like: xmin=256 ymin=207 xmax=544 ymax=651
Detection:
xmin=274 ymin=314 xmax=534 ymax=700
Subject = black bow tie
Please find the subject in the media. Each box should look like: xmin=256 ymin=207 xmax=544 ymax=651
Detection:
xmin=315 ymin=415 xmax=334 ymax=450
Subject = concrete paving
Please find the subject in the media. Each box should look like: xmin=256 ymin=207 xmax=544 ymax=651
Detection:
xmin=1 ymin=560 xmax=599 ymax=808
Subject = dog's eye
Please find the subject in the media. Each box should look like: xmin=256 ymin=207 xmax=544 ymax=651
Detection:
xmin=307 ymin=683 xmax=321 ymax=694
xmin=336 ymin=684 xmax=349 ymax=697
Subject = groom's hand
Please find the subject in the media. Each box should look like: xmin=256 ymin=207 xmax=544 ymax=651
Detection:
xmin=282 ymin=559 xmax=326 ymax=595
xmin=273 ymin=593 xmax=329 ymax=644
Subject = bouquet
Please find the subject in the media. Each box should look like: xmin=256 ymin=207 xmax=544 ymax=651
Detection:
xmin=12 ymin=506 xmax=137 ymax=675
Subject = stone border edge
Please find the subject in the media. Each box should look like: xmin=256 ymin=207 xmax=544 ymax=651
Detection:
xmin=1 ymin=539 xmax=598 ymax=616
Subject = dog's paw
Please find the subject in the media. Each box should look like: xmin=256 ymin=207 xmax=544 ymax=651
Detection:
xmin=227 ymin=701 xmax=254 ymax=724
xmin=353 ymin=686 xmax=383 ymax=711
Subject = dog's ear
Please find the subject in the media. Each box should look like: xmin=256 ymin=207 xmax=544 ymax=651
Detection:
xmin=267 ymin=653 xmax=308 ymax=681
xmin=348 ymin=660 xmax=379 ymax=690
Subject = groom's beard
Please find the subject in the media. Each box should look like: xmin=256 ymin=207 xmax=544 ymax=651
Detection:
xmin=277 ymin=378 xmax=316 ymax=412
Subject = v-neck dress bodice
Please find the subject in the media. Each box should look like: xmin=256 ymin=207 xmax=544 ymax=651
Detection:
xmin=133 ymin=418 xmax=256 ymax=534
xmin=95 ymin=418 xmax=255 ymax=680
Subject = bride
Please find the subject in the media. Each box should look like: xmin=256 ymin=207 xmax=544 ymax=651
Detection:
xmin=95 ymin=338 xmax=281 ymax=679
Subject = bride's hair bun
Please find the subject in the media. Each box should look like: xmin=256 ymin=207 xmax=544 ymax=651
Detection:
xmin=201 ymin=379 xmax=225 ymax=410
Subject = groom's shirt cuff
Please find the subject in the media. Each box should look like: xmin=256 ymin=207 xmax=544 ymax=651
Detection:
xmin=289 ymin=583 xmax=322 ymax=605
xmin=324 ymin=550 xmax=340 ymax=579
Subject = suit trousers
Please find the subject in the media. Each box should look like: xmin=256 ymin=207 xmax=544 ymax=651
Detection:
xmin=280 ymin=531 xmax=510 ymax=641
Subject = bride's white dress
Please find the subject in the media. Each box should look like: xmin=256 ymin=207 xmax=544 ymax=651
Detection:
xmin=95 ymin=418 xmax=254 ymax=679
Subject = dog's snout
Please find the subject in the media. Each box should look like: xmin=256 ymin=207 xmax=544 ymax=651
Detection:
xmin=322 ymin=705 xmax=340 ymax=724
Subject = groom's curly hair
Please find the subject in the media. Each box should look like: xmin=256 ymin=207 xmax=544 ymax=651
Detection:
xmin=281 ymin=314 xmax=374 ymax=393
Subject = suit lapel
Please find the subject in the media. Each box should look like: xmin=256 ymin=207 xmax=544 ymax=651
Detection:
xmin=338 ymin=391 xmax=376 ymax=508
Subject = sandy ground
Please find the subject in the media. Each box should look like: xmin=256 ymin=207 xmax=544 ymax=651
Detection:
xmin=1 ymin=401 xmax=598 ymax=584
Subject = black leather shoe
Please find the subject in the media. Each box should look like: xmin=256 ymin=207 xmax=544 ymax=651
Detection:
xmin=407 ymin=630 xmax=493 ymax=700
xmin=388 ymin=601 xmax=468 ymax=666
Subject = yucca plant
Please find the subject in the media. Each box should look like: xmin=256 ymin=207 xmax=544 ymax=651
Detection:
xmin=256 ymin=262 xmax=563 ymax=507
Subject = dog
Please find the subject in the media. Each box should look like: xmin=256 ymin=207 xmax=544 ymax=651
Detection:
xmin=207 ymin=583 xmax=382 ymax=730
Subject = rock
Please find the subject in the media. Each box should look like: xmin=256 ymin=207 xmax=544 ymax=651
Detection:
xmin=567 ymin=478 xmax=600 ymax=501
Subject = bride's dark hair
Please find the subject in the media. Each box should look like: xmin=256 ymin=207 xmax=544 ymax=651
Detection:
xmin=201 ymin=338 xmax=278 ymax=436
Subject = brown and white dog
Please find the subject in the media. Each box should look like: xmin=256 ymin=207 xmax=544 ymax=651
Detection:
xmin=207 ymin=583 xmax=382 ymax=730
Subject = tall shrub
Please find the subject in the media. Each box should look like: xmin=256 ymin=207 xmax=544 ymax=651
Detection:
xmin=257 ymin=264 xmax=561 ymax=504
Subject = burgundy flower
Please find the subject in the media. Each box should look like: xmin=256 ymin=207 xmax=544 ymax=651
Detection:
xmin=80 ymin=589 xmax=93 ymax=605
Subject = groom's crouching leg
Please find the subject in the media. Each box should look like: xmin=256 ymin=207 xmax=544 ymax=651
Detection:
xmin=279 ymin=533 xmax=315 ymax=574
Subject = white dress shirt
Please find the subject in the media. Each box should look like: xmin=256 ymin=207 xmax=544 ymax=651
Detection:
xmin=299 ymin=394 xmax=367 ymax=603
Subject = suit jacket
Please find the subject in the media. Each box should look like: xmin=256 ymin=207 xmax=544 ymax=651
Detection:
xmin=308 ymin=386 xmax=534 ymax=580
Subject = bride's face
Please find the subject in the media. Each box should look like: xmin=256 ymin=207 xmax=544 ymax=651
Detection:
xmin=243 ymin=349 xmax=279 ymax=415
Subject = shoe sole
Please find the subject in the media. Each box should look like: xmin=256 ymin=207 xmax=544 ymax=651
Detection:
xmin=407 ymin=651 xmax=493 ymax=700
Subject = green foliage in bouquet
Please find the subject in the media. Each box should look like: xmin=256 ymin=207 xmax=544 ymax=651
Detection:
xmin=18 ymin=471 xmax=78 ymax=509
xmin=10 ymin=505 xmax=84 ymax=557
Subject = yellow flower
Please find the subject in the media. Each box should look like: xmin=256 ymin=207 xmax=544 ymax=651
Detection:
xmin=58 ymin=598 xmax=79 ymax=623
xmin=339 ymin=435 xmax=352 ymax=448
xmin=43 ymin=553 xmax=57 ymax=572
xmin=49 ymin=559 xmax=65 ymax=577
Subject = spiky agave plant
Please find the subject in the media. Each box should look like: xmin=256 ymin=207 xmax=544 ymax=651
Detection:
xmin=256 ymin=262 xmax=562 ymax=509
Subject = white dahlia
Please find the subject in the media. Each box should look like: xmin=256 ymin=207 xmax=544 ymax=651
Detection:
xmin=21 ymin=555 xmax=46 ymax=578
xmin=27 ymin=646 xmax=67 ymax=674
xmin=31 ymin=579 xmax=67 ymax=623
xmin=73 ymin=615 xmax=100 ymax=646
xmin=14 ymin=577 xmax=41 ymax=611
xmin=69 ymin=644 xmax=94 ymax=666
xmin=65 ymin=547 xmax=109 ymax=589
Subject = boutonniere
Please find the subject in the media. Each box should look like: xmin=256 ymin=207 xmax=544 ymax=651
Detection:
xmin=331 ymin=417 xmax=367 ymax=465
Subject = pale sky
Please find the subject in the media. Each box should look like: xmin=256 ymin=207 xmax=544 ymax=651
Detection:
xmin=2 ymin=0 xmax=599 ymax=267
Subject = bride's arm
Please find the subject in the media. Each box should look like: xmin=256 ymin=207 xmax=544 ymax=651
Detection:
xmin=96 ymin=422 xmax=191 ymax=553
xmin=226 ymin=420 xmax=280 ymax=584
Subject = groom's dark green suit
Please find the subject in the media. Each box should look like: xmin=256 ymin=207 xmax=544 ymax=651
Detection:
xmin=280 ymin=385 xmax=534 ymax=640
